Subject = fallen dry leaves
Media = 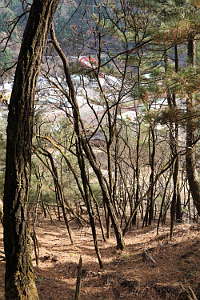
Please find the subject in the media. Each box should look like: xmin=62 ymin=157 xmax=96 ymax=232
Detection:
xmin=0 ymin=219 xmax=200 ymax=299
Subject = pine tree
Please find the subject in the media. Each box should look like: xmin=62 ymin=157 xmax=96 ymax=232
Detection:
xmin=3 ymin=0 xmax=59 ymax=298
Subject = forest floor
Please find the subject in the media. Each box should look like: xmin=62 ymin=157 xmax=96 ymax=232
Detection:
xmin=0 ymin=218 xmax=200 ymax=300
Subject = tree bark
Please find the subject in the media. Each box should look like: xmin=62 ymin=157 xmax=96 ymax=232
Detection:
xmin=3 ymin=0 xmax=59 ymax=299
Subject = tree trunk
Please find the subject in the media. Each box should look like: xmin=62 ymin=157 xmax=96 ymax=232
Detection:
xmin=165 ymin=47 xmax=182 ymax=236
xmin=3 ymin=1 xmax=59 ymax=299
xmin=76 ymin=141 xmax=103 ymax=268
xmin=50 ymin=27 xmax=125 ymax=250
xmin=143 ymin=125 xmax=155 ymax=226
xmin=132 ymin=122 xmax=141 ymax=226
xmin=185 ymin=37 xmax=200 ymax=216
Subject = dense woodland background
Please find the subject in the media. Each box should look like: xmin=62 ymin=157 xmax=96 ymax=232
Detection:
xmin=1 ymin=0 xmax=200 ymax=299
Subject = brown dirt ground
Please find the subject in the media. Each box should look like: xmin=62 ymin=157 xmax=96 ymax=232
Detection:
xmin=0 ymin=219 xmax=200 ymax=300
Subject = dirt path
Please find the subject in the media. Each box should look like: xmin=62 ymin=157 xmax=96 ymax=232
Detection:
xmin=0 ymin=220 xmax=200 ymax=299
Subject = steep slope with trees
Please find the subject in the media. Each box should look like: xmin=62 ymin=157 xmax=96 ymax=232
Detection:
xmin=1 ymin=0 xmax=200 ymax=299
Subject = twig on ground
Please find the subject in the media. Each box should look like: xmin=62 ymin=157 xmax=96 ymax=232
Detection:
xmin=74 ymin=256 xmax=83 ymax=300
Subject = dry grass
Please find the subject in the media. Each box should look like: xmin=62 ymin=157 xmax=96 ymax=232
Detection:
xmin=0 ymin=220 xmax=200 ymax=299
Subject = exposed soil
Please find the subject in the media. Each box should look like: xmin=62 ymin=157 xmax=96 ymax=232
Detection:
xmin=0 ymin=219 xmax=200 ymax=300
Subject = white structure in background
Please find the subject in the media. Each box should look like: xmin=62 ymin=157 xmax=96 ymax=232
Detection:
xmin=0 ymin=82 xmax=13 ymax=92
xmin=0 ymin=82 xmax=12 ymax=105
xmin=0 ymin=71 xmax=131 ymax=124
xmin=118 ymin=111 xmax=137 ymax=122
